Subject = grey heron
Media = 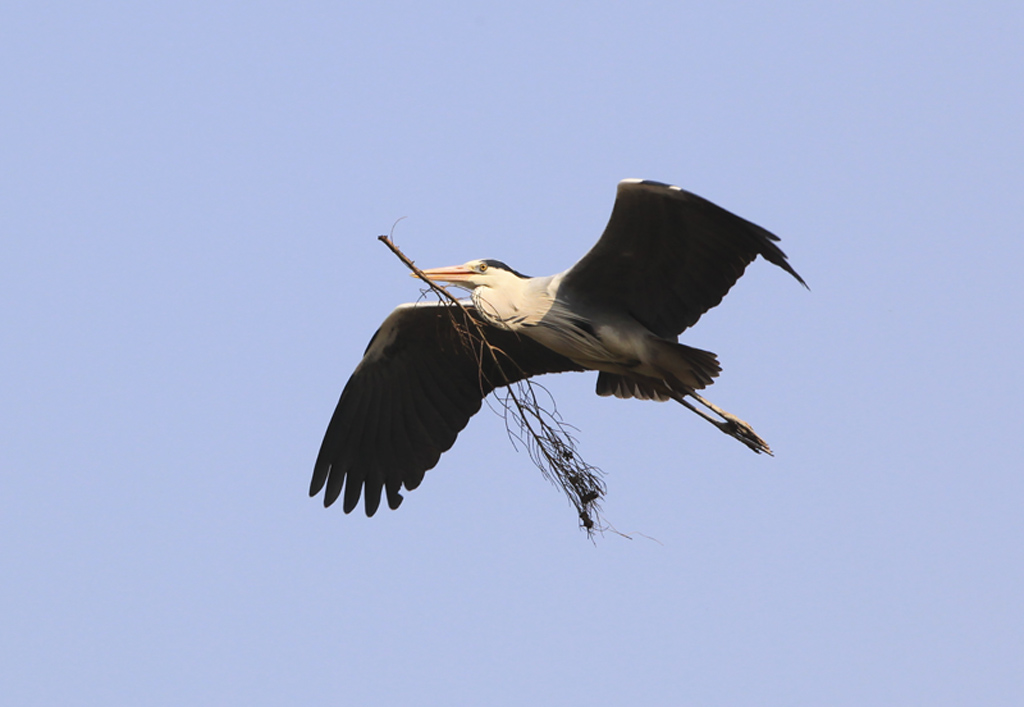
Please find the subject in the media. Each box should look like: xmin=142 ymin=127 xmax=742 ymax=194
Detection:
xmin=312 ymin=179 xmax=806 ymax=516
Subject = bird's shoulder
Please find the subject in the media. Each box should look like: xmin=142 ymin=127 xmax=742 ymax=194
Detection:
xmin=360 ymin=300 xmax=473 ymax=364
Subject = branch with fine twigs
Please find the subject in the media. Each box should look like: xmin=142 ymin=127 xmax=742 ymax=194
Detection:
xmin=377 ymin=234 xmax=607 ymax=535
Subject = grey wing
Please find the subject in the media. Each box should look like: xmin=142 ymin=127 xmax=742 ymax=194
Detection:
xmin=561 ymin=179 xmax=806 ymax=339
xmin=310 ymin=301 xmax=584 ymax=516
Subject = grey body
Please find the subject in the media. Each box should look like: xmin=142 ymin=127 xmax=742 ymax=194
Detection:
xmin=312 ymin=179 xmax=806 ymax=515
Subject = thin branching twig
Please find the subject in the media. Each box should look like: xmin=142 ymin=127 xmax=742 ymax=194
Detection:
xmin=377 ymin=234 xmax=607 ymax=535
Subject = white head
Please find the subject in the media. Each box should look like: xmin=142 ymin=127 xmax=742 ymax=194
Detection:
xmin=419 ymin=259 xmax=534 ymax=327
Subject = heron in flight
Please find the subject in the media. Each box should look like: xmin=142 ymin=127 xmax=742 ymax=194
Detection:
xmin=312 ymin=179 xmax=806 ymax=516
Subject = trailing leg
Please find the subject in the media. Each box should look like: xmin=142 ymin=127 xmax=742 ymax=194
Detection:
xmin=669 ymin=391 xmax=773 ymax=455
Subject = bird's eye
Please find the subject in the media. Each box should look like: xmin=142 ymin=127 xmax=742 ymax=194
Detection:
xmin=478 ymin=262 xmax=488 ymax=272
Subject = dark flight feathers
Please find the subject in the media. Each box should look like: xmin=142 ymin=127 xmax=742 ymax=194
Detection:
xmin=310 ymin=302 xmax=583 ymax=515
xmin=563 ymin=180 xmax=806 ymax=339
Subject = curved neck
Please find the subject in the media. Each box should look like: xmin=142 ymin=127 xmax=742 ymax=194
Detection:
xmin=471 ymin=274 xmax=554 ymax=329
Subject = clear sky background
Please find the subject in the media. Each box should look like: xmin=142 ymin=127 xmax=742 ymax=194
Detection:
xmin=3 ymin=2 xmax=1023 ymax=705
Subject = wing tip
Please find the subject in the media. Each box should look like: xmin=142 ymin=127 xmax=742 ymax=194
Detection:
xmin=309 ymin=464 xmax=329 ymax=499
xmin=761 ymin=245 xmax=809 ymax=289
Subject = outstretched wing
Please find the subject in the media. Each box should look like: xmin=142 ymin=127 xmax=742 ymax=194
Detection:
xmin=561 ymin=179 xmax=806 ymax=339
xmin=311 ymin=301 xmax=584 ymax=516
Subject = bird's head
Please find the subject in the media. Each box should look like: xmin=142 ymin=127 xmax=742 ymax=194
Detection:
xmin=419 ymin=259 xmax=529 ymax=292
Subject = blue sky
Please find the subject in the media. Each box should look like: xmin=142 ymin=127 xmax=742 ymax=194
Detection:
xmin=2 ymin=2 xmax=1023 ymax=705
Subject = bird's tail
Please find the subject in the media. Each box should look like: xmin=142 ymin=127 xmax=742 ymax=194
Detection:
xmin=596 ymin=342 xmax=720 ymax=400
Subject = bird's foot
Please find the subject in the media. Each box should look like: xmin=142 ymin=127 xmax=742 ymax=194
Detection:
xmin=714 ymin=412 xmax=772 ymax=456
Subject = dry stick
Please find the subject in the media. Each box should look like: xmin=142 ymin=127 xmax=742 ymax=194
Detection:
xmin=377 ymin=234 xmax=606 ymax=534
